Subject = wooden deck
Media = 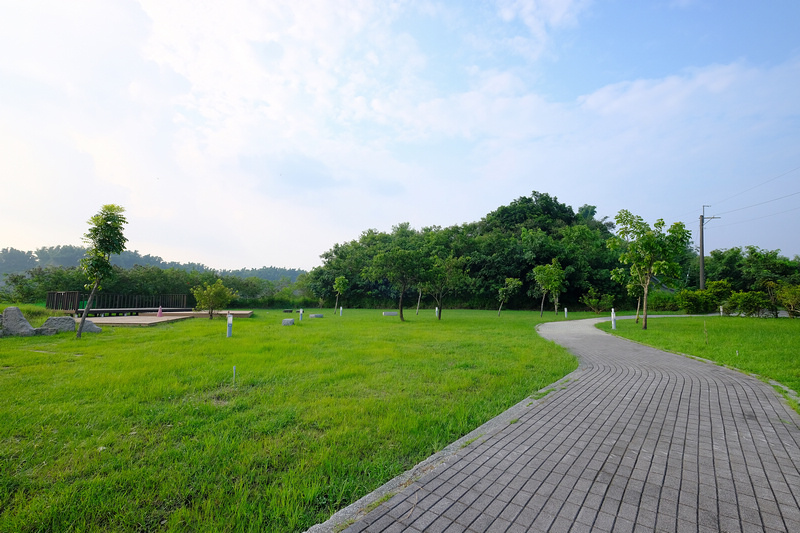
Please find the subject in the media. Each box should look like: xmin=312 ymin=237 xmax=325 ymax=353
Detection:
xmin=78 ymin=310 xmax=254 ymax=327
xmin=75 ymin=315 xmax=193 ymax=327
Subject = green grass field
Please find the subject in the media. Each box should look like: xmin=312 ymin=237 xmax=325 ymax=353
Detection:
xmin=0 ymin=307 xmax=579 ymax=532
xmin=598 ymin=316 xmax=800 ymax=396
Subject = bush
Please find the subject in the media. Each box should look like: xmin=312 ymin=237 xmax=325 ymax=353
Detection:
xmin=647 ymin=290 xmax=680 ymax=311
xmin=677 ymin=280 xmax=732 ymax=314
xmin=677 ymin=290 xmax=714 ymax=314
xmin=777 ymin=283 xmax=800 ymax=318
xmin=724 ymin=291 xmax=771 ymax=317
xmin=580 ymin=287 xmax=614 ymax=314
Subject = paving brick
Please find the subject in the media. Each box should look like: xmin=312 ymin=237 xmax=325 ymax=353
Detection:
xmin=333 ymin=318 xmax=800 ymax=533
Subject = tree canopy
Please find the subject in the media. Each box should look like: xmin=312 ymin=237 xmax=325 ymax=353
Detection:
xmin=608 ymin=210 xmax=691 ymax=329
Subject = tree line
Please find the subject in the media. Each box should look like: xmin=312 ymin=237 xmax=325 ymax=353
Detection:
xmin=3 ymin=191 xmax=799 ymax=318
xmin=0 ymin=246 xmax=304 ymax=282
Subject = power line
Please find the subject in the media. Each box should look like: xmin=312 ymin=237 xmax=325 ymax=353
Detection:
xmin=712 ymin=190 xmax=800 ymax=216
xmin=710 ymin=205 xmax=800 ymax=229
xmin=712 ymin=165 xmax=800 ymax=207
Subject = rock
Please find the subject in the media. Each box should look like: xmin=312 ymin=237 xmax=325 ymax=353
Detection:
xmin=309 ymin=314 xmax=323 ymax=318
xmin=42 ymin=317 xmax=77 ymax=333
xmin=382 ymin=311 xmax=398 ymax=316
xmin=282 ymin=319 xmax=295 ymax=326
xmin=34 ymin=327 xmax=57 ymax=336
xmin=2 ymin=307 xmax=34 ymax=337
xmin=79 ymin=320 xmax=102 ymax=334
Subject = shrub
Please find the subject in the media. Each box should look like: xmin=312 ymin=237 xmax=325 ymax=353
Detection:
xmin=580 ymin=287 xmax=614 ymax=314
xmin=647 ymin=290 xmax=680 ymax=311
xmin=777 ymin=283 xmax=800 ymax=318
xmin=677 ymin=281 xmax=733 ymax=314
xmin=725 ymin=291 xmax=770 ymax=317
xmin=677 ymin=289 xmax=714 ymax=314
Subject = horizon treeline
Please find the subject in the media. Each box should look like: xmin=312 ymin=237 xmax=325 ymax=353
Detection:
xmin=0 ymin=246 xmax=305 ymax=281
xmin=3 ymin=191 xmax=799 ymax=312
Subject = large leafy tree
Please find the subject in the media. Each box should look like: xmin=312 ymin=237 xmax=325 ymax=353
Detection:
xmin=77 ymin=204 xmax=128 ymax=338
xmin=608 ymin=209 xmax=691 ymax=330
xmin=364 ymin=223 xmax=428 ymax=321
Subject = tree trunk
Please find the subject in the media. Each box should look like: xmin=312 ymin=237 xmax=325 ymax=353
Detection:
xmin=642 ymin=280 xmax=650 ymax=330
xmin=635 ymin=296 xmax=641 ymax=324
xmin=540 ymin=293 xmax=546 ymax=317
xmin=76 ymin=279 xmax=99 ymax=339
xmin=398 ymin=284 xmax=406 ymax=322
xmin=334 ymin=293 xmax=339 ymax=312
xmin=416 ymin=289 xmax=422 ymax=315
xmin=553 ymin=294 xmax=559 ymax=315
xmin=498 ymin=300 xmax=504 ymax=317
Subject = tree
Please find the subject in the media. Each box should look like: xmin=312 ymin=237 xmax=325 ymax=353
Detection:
xmin=580 ymin=287 xmax=614 ymax=314
xmin=364 ymin=223 xmax=427 ymax=321
xmin=333 ymin=275 xmax=349 ymax=311
xmin=421 ymin=253 xmax=469 ymax=320
xmin=608 ymin=210 xmax=691 ymax=330
xmin=77 ymin=205 xmax=128 ymax=338
xmin=192 ymin=279 xmax=238 ymax=319
xmin=530 ymin=258 xmax=567 ymax=317
xmin=497 ymin=277 xmax=522 ymax=317
xmin=777 ymin=283 xmax=800 ymax=318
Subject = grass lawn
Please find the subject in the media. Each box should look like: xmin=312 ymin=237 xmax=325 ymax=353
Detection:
xmin=0 ymin=307 xmax=579 ymax=532
xmin=597 ymin=316 xmax=800 ymax=397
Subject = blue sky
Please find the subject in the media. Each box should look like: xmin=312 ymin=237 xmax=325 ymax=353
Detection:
xmin=2 ymin=0 xmax=798 ymax=270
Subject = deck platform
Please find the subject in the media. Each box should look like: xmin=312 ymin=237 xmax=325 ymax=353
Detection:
xmin=75 ymin=315 xmax=193 ymax=327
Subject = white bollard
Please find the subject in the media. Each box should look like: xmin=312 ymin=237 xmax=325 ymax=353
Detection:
xmin=564 ymin=308 xmax=568 ymax=319
xmin=299 ymin=309 xmax=303 ymax=321
xmin=340 ymin=306 xmax=343 ymax=316
xmin=611 ymin=308 xmax=616 ymax=330
xmin=233 ymin=366 xmax=236 ymax=385
xmin=435 ymin=307 xmax=439 ymax=318
xmin=227 ymin=313 xmax=233 ymax=337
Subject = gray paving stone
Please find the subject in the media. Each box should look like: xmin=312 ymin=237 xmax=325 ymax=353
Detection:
xmin=316 ymin=317 xmax=800 ymax=533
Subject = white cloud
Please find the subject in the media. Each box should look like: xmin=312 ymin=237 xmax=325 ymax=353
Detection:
xmin=1 ymin=1 xmax=798 ymax=268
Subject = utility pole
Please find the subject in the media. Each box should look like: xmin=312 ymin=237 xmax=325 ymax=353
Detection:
xmin=699 ymin=206 xmax=720 ymax=290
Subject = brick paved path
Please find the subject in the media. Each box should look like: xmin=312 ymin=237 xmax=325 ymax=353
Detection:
xmin=317 ymin=318 xmax=800 ymax=533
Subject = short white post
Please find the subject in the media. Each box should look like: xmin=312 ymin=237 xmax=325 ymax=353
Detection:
xmin=611 ymin=308 xmax=616 ymax=330
xmin=720 ymin=305 xmax=723 ymax=316
xmin=435 ymin=307 xmax=439 ymax=318
xmin=564 ymin=308 xmax=568 ymax=319
xmin=299 ymin=309 xmax=303 ymax=321
xmin=227 ymin=313 xmax=233 ymax=337
xmin=340 ymin=306 xmax=343 ymax=316
xmin=233 ymin=366 xmax=236 ymax=385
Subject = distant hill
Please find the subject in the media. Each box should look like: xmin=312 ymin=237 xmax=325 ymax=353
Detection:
xmin=0 ymin=246 xmax=306 ymax=282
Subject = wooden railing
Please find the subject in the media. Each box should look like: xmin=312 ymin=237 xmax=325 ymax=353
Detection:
xmin=46 ymin=292 xmax=188 ymax=311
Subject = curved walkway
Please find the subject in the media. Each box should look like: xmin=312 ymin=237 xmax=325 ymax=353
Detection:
xmin=312 ymin=318 xmax=800 ymax=532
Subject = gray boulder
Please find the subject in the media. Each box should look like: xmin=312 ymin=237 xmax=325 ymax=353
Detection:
xmin=79 ymin=320 xmax=103 ymax=334
xmin=42 ymin=316 xmax=77 ymax=334
xmin=34 ymin=328 xmax=57 ymax=336
xmin=282 ymin=318 xmax=295 ymax=326
xmin=2 ymin=307 xmax=34 ymax=337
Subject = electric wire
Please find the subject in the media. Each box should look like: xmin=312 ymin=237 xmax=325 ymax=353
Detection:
xmin=710 ymin=205 xmax=800 ymax=229
xmin=711 ymin=165 xmax=800 ymax=207
xmin=711 ymin=190 xmax=800 ymax=216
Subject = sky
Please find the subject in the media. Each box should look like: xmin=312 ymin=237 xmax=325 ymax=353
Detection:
xmin=1 ymin=0 xmax=799 ymax=271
